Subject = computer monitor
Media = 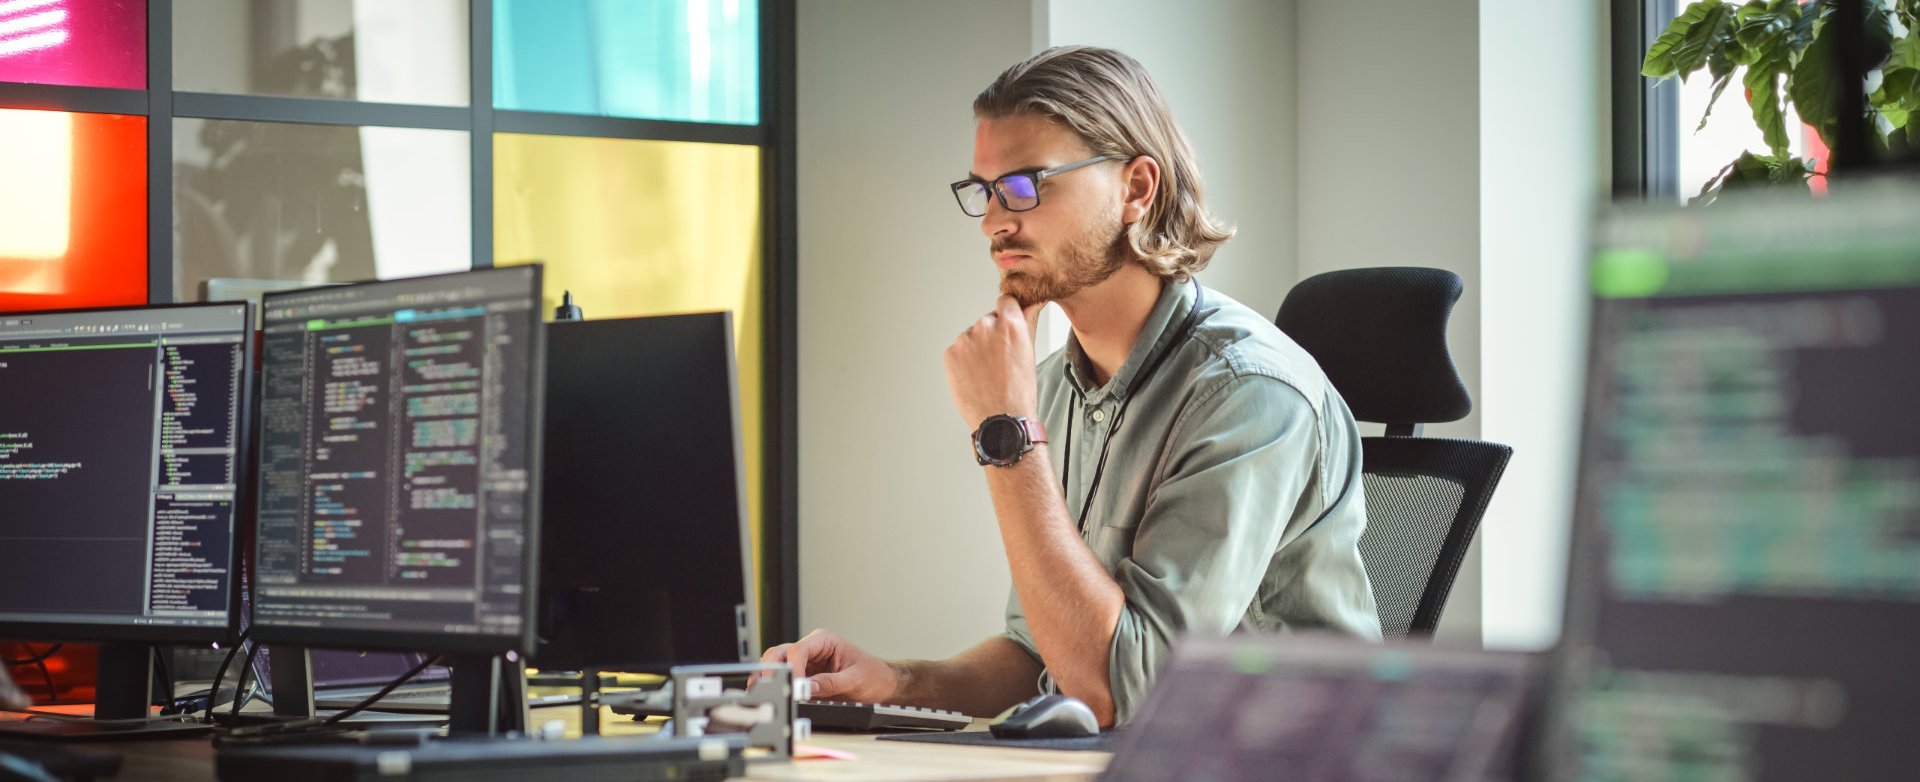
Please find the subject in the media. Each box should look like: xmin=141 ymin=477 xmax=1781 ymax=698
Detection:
xmin=1101 ymin=635 xmax=1537 ymax=782
xmin=0 ymin=302 xmax=253 ymax=735
xmin=533 ymin=312 xmax=755 ymax=672
xmin=1548 ymin=180 xmax=1920 ymax=779
xmin=252 ymin=267 xmax=544 ymax=733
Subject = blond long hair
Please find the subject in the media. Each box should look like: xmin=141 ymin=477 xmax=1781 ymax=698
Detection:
xmin=974 ymin=46 xmax=1234 ymax=280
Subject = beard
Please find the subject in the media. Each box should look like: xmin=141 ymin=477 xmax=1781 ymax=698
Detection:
xmin=996 ymin=215 xmax=1130 ymax=308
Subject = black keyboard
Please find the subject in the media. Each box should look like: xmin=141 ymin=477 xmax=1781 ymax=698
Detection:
xmin=796 ymin=700 xmax=970 ymax=732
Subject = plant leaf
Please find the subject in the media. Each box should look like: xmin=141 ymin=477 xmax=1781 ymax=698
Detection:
xmin=1789 ymin=16 xmax=1839 ymax=145
xmin=1690 ymin=160 xmax=1738 ymax=206
xmin=1699 ymin=69 xmax=1737 ymax=132
xmin=1644 ymin=0 xmax=1736 ymax=79
xmin=1746 ymin=58 xmax=1792 ymax=155
xmin=1734 ymin=1 xmax=1792 ymax=49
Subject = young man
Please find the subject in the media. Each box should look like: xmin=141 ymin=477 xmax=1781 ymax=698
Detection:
xmin=763 ymin=46 xmax=1379 ymax=727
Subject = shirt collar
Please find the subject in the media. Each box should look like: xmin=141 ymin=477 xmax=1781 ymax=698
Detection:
xmin=1063 ymin=278 xmax=1196 ymax=403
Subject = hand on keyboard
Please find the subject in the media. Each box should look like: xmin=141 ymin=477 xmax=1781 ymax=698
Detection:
xmin=760 ymin=629 xmax=903 ymax=704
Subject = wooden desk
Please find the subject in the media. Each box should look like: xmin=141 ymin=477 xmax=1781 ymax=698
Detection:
xmin=84 ymin=706 xmax=1109 ymax=782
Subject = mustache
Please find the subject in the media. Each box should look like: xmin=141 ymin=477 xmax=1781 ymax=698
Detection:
xmin=991 ymin=237 xmax=1034 ymax=255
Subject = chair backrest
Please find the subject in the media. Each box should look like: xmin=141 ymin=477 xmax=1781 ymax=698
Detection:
xmin=1275 ymin=266 xmax=1512 ymax=637
xmin=1358 ymin=437 xmax=1512 ymax=636
xmin=1275 ymin=267 xmax=1470 ymax=432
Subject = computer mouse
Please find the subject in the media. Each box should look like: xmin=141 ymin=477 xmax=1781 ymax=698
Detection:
xmin=988 ymin=693 xmax=1099 ymax=739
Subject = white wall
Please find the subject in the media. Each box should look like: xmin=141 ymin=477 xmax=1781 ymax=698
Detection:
xmin=1295 ymin=0 xmax=1486 ymax=645
xmin=796 ymin=0 xmax=1041 ymax=658
xmin=1044 ymin=0 xmax=1298 ymax=319
xmin=1476 ymin=0 xmax=1600 ymax=651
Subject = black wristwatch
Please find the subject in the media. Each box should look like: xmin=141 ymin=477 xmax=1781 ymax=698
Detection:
xmin=972 ymin=414 xmax=1048 ymax=467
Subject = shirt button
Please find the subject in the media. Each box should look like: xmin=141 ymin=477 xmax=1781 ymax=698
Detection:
xmin=1091 ymin=409 xmax=1107 ymax=423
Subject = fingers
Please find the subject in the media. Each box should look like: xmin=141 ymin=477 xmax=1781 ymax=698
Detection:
xmin=996 ymin=295 xmax=1022 ymax=321
xmin=1021 ymin=301 xmax=1044 ymax=334
xmin=805 ymin=670 xmax=852 ymax=700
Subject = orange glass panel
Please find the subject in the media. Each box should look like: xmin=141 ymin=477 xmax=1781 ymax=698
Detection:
xmin=0 ymin=108 xmax=145 ymax=312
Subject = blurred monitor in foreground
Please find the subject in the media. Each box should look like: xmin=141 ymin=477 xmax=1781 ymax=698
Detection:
xmin=1549 ymin=178 xmax=1920 ymax=779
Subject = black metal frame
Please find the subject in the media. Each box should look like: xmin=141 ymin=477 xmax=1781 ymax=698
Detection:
xmin=0 ymin=0 xmax=801 ymax=649
xmin=1611 ymin=0 xmax=1679 ymax=199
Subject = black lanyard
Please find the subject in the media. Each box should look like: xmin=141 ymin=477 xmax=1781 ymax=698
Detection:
xmin=1061 ymin=284 xmax=1207 ymax=533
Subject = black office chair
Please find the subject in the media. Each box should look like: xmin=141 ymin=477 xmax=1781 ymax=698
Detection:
xmin=1275 ymin=267 xmax=1513 ymax=638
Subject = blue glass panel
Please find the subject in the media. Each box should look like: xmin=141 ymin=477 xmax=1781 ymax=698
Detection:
xmin=493 ymin=0 xmax=758 ymax=125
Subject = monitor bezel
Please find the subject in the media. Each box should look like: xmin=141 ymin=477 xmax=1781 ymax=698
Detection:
xmin=248 ymin=266 xmax=545 ymax=657
xmin=0 ymin=300 xmax=256 ymax=646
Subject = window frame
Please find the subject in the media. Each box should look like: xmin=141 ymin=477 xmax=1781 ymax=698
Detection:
xmin=1612 ymin=0 xmax=1681 ymax=199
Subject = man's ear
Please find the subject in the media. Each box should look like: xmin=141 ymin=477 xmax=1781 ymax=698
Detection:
xmin=1120 ymin=155 xmax=1160 ymax=225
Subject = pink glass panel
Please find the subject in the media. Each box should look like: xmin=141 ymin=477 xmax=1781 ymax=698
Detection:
xmin=0 ymin=0 xmax=145 ymax=90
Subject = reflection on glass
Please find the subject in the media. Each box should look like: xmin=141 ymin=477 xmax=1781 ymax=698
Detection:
xmin=173 ymin=0 xmax=467 ymax=105
xmin=173 ymin=118 xmax=470 ymax=302
xmin=0 ymin=0 xmax=145 ymax=90
xmin=494 ymin=0 xmax=758 ymax=124
xmin=493 ymin=133 xmax=764 ymax=563
xmin=0 ymin=108 xmax=145 ymax=312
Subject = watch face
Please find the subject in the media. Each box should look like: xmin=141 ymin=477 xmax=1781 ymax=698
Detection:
xmin=979 ymin=417 xmax=1027 ymax=462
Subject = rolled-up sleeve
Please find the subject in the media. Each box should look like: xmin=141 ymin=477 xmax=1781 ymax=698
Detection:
xmin=1106 ymin=373 xmax=1375 ymax=724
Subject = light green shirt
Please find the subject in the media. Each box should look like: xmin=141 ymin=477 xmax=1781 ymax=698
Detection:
xmin=1003 ymin=279 xmax=1382 ymax=725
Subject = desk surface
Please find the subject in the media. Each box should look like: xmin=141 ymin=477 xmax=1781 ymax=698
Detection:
xmin=15 ymin=707 xmax=1109 ymax=782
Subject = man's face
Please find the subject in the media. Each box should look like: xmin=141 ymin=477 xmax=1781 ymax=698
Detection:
xmin=970 ymin=115 xmax=1128 ymax=307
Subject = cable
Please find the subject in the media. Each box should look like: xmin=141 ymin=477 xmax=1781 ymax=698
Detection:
xmin=3 ymin=645 xmax=61 ymax=703
xmin=204 ymin=638 xmax=246 ymax=725
xmin=229 ymin=642 xmax=260 ymax=722
xmin=151 ymin=647 xmax=173 ymax=709
xmin=2 ymin=643 xmax=62 ymax=666
xmin=213 ymin=652 xmax=448 ymax=746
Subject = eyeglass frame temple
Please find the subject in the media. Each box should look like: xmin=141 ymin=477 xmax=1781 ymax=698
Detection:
xmin=950 ymin=154 xmax=1130 ymax=216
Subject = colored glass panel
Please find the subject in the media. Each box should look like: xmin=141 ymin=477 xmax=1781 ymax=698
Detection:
xmin=0 ymin=108 xmax=144 ymax=312
xmin=0 ymin=0 xmax=145 ymax=90
xmin=494 ymin=0 xmax=757 ymax=124
xmin=173 ymin=0 xmax=468 ymax=106
xmin=492 ymin=133 xmax=764 ymax=569
xmin=173 ymin=118 xmax=470 ymax=301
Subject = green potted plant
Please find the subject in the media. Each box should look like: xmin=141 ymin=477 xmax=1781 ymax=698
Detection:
xmin=1641 ymin=0 xmax=1919 ymax=203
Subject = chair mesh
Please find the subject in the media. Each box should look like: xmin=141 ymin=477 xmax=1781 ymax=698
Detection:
xmin=1357 ymin=437 xmax=1513 ymax=637
xmin=1360 ymin=472 xmax=1466 ymax=638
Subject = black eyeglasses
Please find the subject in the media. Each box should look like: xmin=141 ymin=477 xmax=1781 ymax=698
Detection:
xmin=949 ymin=155 xmax=1127 ymax=217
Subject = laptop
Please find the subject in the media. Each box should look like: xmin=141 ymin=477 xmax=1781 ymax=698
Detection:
xmin=1099 ymin=634 xmax=1539 ymax=782
xmin=252 ymin=648 xmax=581 ymax=715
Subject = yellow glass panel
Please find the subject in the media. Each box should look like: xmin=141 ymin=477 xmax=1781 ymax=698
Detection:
xmin=493 ymin=134 xmax=765 ymax=589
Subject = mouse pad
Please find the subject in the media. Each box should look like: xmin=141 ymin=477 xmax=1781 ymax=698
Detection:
xmin=875 ymin=729 xmax=1119 ymax=752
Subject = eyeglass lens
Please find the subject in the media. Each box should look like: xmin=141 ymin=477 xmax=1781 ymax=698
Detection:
xmin=956 ymin=175 xmax=1041 ymax=217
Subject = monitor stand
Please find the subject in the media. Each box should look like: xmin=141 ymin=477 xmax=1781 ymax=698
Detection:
xmin=0 ymin=643 xmax=211 ymax=740
xmin=257 ymin=648 xmax=527 ymax=735
xmin=446 ymin=654 xmax=529 ymax=737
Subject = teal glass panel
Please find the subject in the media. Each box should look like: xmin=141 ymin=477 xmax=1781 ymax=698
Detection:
xmin=493 ymin=0 xmax=757 ymax=125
